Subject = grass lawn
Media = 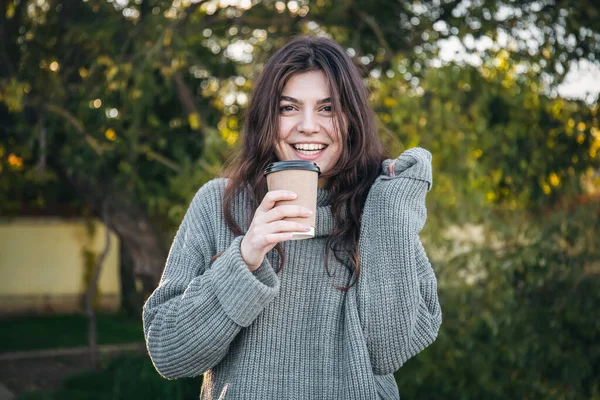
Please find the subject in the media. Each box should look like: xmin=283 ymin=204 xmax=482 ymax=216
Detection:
xmin=0 ymin=313 xmax=143 ymax=353
xmin=16 ymin=354 xmax=203 ymax=400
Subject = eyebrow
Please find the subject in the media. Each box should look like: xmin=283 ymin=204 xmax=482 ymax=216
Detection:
xmin=280 ymin=96 xmax=331 ymax=105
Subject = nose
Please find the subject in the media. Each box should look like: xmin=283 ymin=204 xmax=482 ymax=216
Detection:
xmin=298 ymin=110 xmax=320 ymax=134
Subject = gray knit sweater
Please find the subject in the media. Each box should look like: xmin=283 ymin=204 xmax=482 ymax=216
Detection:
xmin=142 ymin=147 xmax=442 ymax=399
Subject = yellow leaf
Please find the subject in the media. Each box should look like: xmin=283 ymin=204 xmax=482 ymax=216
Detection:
xmin=163 ymin=29 xmax=172 ymax=47
xmin=549 ymin=173 xmax=560 ymax=187
xmin=566 ymin=119 xmax=574 ymax=136
xmin=542 ymin=184 xmax=551 ymax=195
xmin=97 ymin=56 xmax=114 ymax=67
xmin=6 ymin=3 xmax=16 ymax=18
xmin=542 ymin=48 xmax=551 ymax=59
xmin=160 ymin=66 xmax=173 ymax=79
xmin=8 ymin=153 xmax=24 ymax=169
xmin=550 ymin=100 xmax=563 ymax=118
xmin=227 ymin=118 xmax=239 ymax=129
xmin=383 ymin=97 xmax=397 ymax=107
xmin=105 ymin=128 xmax=117 ymax=141
xmin=106 ymin=66 xmax=118 ymax=80
xmin=221 ymin=128 xmax=238 ymax=145
xmin=188 ymin=113 xmax=201 ymax=130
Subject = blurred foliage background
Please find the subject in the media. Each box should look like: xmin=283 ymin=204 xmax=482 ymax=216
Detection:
xmin=1 ymin=0 xmax=599 ymax=399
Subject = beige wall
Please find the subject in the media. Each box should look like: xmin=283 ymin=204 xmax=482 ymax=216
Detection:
xmin=0 ymin=218 xmax=120 ymax=314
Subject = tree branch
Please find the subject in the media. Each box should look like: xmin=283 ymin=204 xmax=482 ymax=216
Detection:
xmin=144 ymin=1 xmax=206 ymax=60
xmin=172 ymin=70 xmax=202 ymax=133
xmin=355 ymin=9 xmax=393 ymax=63
xmin=0 ymin=0 xmax=20 ymax=77
xmin=139 ymin=144 xmax=181 ymax=172
xmin=30 ymin=100 xmax=182 ymax=171
xmin=36 ymin=112 xmax=47 ymax=176
xmin=40 ymin=103 xmax=104 ymax=155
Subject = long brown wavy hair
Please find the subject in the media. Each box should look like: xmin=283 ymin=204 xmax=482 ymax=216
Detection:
xmin=220 ymin=35 xmax=388 ymax=289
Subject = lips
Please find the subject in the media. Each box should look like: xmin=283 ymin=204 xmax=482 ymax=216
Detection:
xmin=289 ymin=143 xmax=327 ymax=161
xmin=292 ymin=143 xmax=327 ymax=151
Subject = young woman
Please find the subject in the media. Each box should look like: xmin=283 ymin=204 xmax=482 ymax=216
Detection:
xmin=143 ymin=35 xmax=442 ymax=399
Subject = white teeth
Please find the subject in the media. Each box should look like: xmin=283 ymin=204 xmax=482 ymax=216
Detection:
xmin=293 ymin=143 xmax=326 ymax=151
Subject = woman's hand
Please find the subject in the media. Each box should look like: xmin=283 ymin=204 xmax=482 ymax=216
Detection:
xmin=240 ymin=190 xmax=313 ymax=271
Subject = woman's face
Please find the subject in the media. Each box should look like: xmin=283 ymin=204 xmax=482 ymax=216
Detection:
xmin=275 ymin=70 xmax=344 ymax=188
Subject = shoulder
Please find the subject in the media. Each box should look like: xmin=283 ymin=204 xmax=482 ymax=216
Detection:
xmin=188 ymin=178 xmax=228 ymax=215
xmin=376 ymin=147 xmax=433 ymax=191
xmin=188 ymin=177 xmax=252 ymax=235
xmin=191 ymin=178 xmax=227 ymax=202
xmin=179 ymin=178 xmax=229 ymax=240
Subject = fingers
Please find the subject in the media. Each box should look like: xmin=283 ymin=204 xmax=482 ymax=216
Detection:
xmin=243 ymin=220 xmax=311 ymax=255
xmin=263 ymin=233 xmax=294 ymax=246
xmin=241 ymin=192 xmax=314 ymax=270
xmin=260 ymin=205 xmax=313 ymax=223
xmin=257 ymin=190 xmax=298 ymax=212
xmin=257 ymin=222 xmax=310 ymax=246
xmin=266 ymin=220 xmax=312 ymax=234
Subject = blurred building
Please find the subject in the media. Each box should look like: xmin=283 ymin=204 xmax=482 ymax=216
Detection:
xmin=0 ymin=218 xmax=120 ymax=315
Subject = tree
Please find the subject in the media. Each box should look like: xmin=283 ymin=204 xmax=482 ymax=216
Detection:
xmin=2 ymin=0 xmax=598 ymax=288
xmin=2 ymin=0 xmax=599 ymax=398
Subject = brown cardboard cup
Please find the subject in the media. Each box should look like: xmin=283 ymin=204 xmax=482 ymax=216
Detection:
xmin=264 ymin=160 xmax=321 ymax=240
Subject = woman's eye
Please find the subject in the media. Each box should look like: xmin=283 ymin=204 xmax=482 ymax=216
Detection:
xmin=321 ymin=106 xmax=332 ymax=112
xmin=279 ymin=105 xmax=295 ymax=112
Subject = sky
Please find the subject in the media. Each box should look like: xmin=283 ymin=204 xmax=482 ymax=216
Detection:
xmin=437 ymin=35 xmax=600 ymax=104
xmin=111 ymin=0 xmax=600 ymax=104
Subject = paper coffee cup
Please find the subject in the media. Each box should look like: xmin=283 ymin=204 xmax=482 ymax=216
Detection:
xmin=264 ymin=160 xmax=321 ymax=240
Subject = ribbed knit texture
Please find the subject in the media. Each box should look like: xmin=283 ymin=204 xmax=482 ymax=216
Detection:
xmin=142 ymin=147 xmax=442 ymax=399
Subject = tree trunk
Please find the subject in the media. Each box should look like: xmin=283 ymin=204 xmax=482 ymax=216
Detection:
xmin=106 ymin=198 xmax=167 ymax=296
xmin=85 ymin=200 xmax=112 ymax=369
xmin=67 ymin=176 xmax=168 ymax=298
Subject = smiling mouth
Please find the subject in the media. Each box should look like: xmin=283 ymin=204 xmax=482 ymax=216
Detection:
xmin=291 ymin=143 xmax=328 ymax=156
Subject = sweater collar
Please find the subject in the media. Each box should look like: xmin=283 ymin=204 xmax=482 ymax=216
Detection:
xmin=317 ymin=188 xmax=331 ymax=207
xmin=315 ymin=188 xmax=333 ymax=238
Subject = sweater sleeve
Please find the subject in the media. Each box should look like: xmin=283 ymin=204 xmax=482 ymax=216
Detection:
xmin=142 ymin=180 xmax=280 ymax=379
xmin=357 ymin=147 xmax=442 ymax=375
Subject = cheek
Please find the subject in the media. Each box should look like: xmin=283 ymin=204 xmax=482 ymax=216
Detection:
xmin=328 ymin=138 xmax=344 ymax=164
xmin=278 ymin=119 xmax=293 ymax=138
xmin=331 ymin=144 xmax=343 ymax=162
xmin=276 ymin=122 xmax=289 ymax=146
xmin=274 ymin=142 xmax=286 ymax=160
